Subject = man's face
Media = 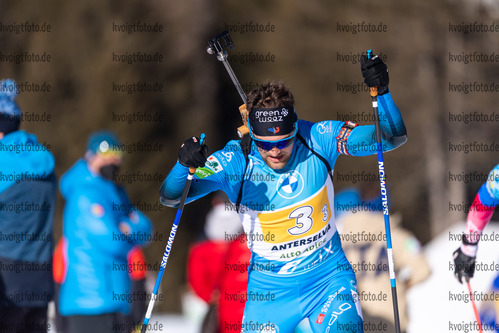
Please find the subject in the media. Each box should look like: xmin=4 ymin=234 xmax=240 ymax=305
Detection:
xmin=87 ymin=152 xmax=123 ymax=180
xmin=253 ymin=132 xmax=295 ymax=170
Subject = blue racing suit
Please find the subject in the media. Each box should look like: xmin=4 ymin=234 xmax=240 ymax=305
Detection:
xmin=160 ymin=92 xmax=407 ymax=332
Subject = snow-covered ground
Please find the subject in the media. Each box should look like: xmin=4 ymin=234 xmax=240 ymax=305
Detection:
xmin=407 ymin=222 xmax=499 ymax=333
xmin=144 ymin=313 xmax=198 ymax=333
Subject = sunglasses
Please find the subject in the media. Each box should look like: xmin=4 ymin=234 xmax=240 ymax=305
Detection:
xmin=250 ymin=129 xmax=297 ymax=151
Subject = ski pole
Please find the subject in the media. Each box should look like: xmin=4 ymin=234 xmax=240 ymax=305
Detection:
xmin=207 ymin=31 xmax=247 ymax=105
xmin=207 ymin=31 xmax=250 ymax=138
xmin=366 ymin=49 xmax=402 ymax=333
xmin=467 ymin=280 xmax=483 ymax=333
xmin=140 ymin=134 xmax=205 ymax=333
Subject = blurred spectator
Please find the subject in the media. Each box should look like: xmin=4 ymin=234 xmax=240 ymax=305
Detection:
xmin=335 ymin=186 xmax=430 ymax=333
xmin=57 ymin=131 xmax=152 ymax=333
xmin=186 ymin=192 xmax=249 ymax=333
xmin=0 ymin=79 xmax=57 ymax=332
xmin=53 ymin=242 xmax=148 ymax=332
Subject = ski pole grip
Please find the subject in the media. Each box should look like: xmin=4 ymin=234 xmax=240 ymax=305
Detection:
xmin=237 ymin=126 xmax=250 ymax=138
xmin=237 ymin=104 xmax=250 ymax=138
xmin=366 ymin=49 xmax=378 ymax=97
xmin=189 ymin=133 xmax=206 ymax=174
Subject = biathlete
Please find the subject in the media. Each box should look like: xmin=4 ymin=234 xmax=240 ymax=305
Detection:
xmin=453 ymin=163 xmax=499 ymax=283
xmin=160 ymin=54 xmax=407 ymax=332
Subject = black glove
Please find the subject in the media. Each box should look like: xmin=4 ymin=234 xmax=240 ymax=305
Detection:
xmin=178 ymin=136 xmax=209 ymax=168
xmin=361 ymin=54 xmax=389 ymax=95
xmin=452 ymin=236 xmax=478 ymax=284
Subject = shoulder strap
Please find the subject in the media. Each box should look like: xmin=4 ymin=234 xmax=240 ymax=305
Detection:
xmin=296 ymin=133 xmax=334 ymax=182
xmin=235 ymin=135 xmax=252 ymax=213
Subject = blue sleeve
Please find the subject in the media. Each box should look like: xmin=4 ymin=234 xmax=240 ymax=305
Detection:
xmin=346 ymin=91 xmax=407 ymax=156
xmin=304 ymin=91 xmax=406 ymax=163
xmin=120 ymin=210 xmax=152 ymax=246
xmin=68 ymin=189 xmax=138 ymax=256
xmin=159 ymin=141 xmax=246 ymax=207
xmin=479 ymin=164 xmax=499 ymax=207
xmin=115 ymin=187 xmax=153 ymax=246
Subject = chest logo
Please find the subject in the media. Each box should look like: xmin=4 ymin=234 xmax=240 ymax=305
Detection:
xmin=276 ymin=170 xmax=304 ymax=199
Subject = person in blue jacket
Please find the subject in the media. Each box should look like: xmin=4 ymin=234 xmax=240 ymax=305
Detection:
xmin=58 ymin=131 xmax=152 ymax=333
xmin=160 ymin=55 xmax=407 ymax=332
xmin=0 ymin=79 xmax=57 ymax=332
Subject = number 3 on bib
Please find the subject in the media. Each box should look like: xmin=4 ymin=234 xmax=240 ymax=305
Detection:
xmin=287 ymin=204 xmax=329 ymax=236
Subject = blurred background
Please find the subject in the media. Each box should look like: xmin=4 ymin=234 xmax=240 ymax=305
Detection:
xmin=1 ymin=0 xmax=498 ymax=331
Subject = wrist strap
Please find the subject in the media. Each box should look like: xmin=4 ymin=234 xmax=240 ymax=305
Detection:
xmin=462 ymin=232 xmax=479 ymax=246
xmin=460 ymin=243 xmax=478 ymax=257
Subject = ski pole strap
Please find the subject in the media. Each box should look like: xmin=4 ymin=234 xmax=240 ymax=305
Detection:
xmin=335 ymin=121 xmax=358 ymax=155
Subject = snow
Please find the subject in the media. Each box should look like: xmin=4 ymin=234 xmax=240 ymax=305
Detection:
xmin=407 ymin=222 xmax=499 ymax=333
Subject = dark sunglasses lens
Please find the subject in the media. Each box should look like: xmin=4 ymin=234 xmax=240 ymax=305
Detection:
xmin=277 ymin=137 xmax=294 ymax=149
xmin=255 ymin=140 xmax=272 ymax=150
xmin=255 ymin=137 xmax=294 ymax=150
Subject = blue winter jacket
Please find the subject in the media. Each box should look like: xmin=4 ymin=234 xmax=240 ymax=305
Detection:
xmin=58 ymin=159 xmax=152 ymax=316
xmin=0 ymin=130 xmax=56 ymax=307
